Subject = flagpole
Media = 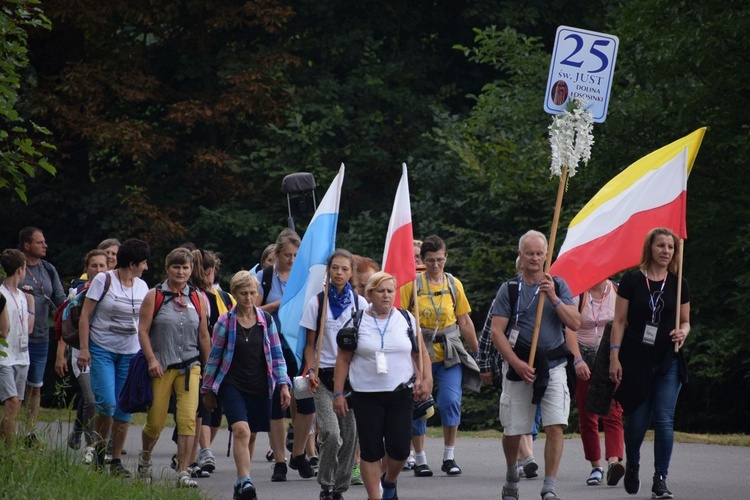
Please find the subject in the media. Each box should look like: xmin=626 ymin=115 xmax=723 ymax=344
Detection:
xmin=313 ymin=272 xmax=330 ymax=378
xmin=674 ymin=239 xmax=685 ymax=353
xmin=412 ymin=277 xmax=424 ymax=376
xmin=529 ymin=166 xmax=568 ymax=368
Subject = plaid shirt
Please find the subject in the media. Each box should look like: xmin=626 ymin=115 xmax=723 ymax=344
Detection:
xmin=201 ymin=305 xmax=291 ymax=397
xmin=478 ymin=299 xmax=503 ymax=374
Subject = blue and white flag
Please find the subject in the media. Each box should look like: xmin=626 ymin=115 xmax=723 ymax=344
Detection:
xmin=278 ymin=163 xmax=345 ymax=370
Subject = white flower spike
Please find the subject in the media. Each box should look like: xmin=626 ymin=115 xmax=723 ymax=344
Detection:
xmin=548 ymin=98 xmax=594 ymax=178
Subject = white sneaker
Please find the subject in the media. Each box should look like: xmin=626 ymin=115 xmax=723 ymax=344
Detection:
xmin=404 ymin=451 xmax=416 ymax=470
xmin=82 ymin=446 xmax=95 ymax=465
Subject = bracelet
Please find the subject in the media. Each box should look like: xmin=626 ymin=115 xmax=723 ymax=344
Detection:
xmin=472 ymin=351 xmax=480 ymax=359
xmin=552 ymin=299 xmax=562 ymax=309
xmin=610 ymin=344 xmax=621 ymax=350
xmin=332 ymin=391 xmax=345 ymax=398
xmin=28 ymin=311 xmax=36 ymax=316
xmin=573 ymin=359 xmax=584 ymax=366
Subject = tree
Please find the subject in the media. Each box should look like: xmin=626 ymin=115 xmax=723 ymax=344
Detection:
xmin=0 ymin=0 xmax=56 ymax=202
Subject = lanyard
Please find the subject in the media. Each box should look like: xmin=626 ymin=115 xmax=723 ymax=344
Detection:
xmin=588 ymin=283 xmax=610 ymax=339
xmin=515 ymin=278 xmax=541 ymax=326
xmin=644 ymin=271 xmax=667 ymax=323
xmin=425 ymin=274 xmax=446 ymax=334
xmin=27 ymin=265 xmax=53 ymax=306
xmin=3 ymin=284 xmax=26 ymax=331
xmin=372 ymin=309 xmax=393 ymax=349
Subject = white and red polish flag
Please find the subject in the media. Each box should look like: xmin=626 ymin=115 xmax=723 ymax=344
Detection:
xmin=382 ymin=163 xmax=417 ymax=308
xmin=550 ymin=128 xmax=706 ymax=296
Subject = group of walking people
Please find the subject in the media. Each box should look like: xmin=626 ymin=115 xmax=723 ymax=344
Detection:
xmin=0 ymin=225 xmax=690 ymax=500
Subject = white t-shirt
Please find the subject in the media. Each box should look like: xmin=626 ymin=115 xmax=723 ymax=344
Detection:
xmin=300 ymin=291 xmax=368 ymax=369
xmin=0 ymin=285 xmax=30 ymax=367
xmin=349 ymin=309 xmax=416 ymax=392
xmin=88 ymin=270 xmax=148 ymax=354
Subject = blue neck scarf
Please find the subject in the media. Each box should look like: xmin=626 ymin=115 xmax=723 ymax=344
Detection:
xmin=328 ymin=282 xmax=353 ymax=320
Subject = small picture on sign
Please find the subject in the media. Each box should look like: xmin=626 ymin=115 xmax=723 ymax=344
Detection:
xmin=551 ymin=80 xmax=569 ymax=106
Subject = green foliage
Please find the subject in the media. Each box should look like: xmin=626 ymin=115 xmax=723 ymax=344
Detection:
xmin=0 ymin=0 xmax=56 ymax=201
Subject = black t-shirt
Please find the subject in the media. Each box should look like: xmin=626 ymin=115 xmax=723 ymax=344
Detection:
xmin=225 ymin=323 xmax=269 ymax=396
xmin=618 ymin=268 xmax=690 ymax=364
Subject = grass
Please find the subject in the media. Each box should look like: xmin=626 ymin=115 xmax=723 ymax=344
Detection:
xmin=0 ymin=429 xmax=203 ymax=500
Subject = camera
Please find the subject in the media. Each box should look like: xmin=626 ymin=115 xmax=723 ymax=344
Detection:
xmin=336 ymin=325 xmax=358 ymax=351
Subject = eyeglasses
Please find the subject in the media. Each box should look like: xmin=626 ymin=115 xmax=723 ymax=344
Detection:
xmin=424 ymin=258 xmax=446 ymax=265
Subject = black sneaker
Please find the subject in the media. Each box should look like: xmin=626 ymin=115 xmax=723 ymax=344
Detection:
xmin=234 ymin=479 xmax=257 ymax=500
xmin=285 ymin=424 xmax=294 ymax=453
xmin=652 ymin=474 xmax=674 ymax=499
xmin=319 ymin=491 xmax=334 ymax=500
xmin=624 ymin=462 xmax=640 ymax=494
xmin=24 ymin=432 xmax=39 ymax=448
xmin=94 ymin=446 xmax=106 ymax=471
xmin=67 ymin=430 xmax=82 ymax=450
xmin=607 ymin=461 xmax=626 ymax=486
xmin=289 ymin=454 xmax=315 ymax=478
xmin=271 ymin=462 xmax=288 ymax=482
xmin=109 ymin=459 xmax=131 ymax=478
xmin=309 ymin=456 xmax=320 ymax=473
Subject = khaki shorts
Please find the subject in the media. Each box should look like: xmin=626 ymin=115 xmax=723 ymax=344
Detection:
xmin=0 ymin=364 xmax=29 ymax=404
xmin=499 ymin=360 xmax=570 ymax=436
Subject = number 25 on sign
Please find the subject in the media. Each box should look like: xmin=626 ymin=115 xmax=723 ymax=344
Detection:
xmin=544 ymin=26 xmax=619 ymax=123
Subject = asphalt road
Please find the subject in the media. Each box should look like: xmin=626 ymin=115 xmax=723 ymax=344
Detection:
xmin=49 ymin=422 xmax=749 ymax=499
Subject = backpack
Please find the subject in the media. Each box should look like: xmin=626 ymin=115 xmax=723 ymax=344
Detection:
xmin=152 ymin=283 xmax=202 ymax=319
xmin=409 ymin=272 xmax=457 ymax=310
xmin=55 ymin=272 xmax=112 ymax=349
xmin=314 ymin=289 xmax=360 ymax=340
xmin=337 ymin=308 xmax=418 ymax=353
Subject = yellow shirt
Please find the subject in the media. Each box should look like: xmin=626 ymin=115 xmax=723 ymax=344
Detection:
xmin=400 ymin=273 xmax=471 ymax=362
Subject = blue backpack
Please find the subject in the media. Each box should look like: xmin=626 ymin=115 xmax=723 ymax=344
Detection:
xmin=117 ymin=351 xmax=153 ymax=413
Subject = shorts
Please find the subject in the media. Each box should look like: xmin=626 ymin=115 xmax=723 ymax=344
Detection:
xmin=499 ymin=361 xmax=570 ymax=436
xmin=201 ymin=399 xmax=224 ymax=428
xmin=271 ymin=383 xmax=314 ymax=419
xmin=26 ymin=342 xmax=48 ymax=387
xmin=0 ymin=364 xmax=29 ymax=404
xmin=220 ymin=382 xmax=272 ymax=433
xmin=351 ymin=388 xmax=412 ymax=463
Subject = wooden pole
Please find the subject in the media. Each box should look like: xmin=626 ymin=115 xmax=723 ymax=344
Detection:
xmin=528 ymin=166 xmax=568 ymax=368
xmin=674 ymin=238 xmax=685 ymax=352
xmin=412 ymin=275 xmax=423 ymax=375
xmin=312 ymin=272 xmax=330 ymax=378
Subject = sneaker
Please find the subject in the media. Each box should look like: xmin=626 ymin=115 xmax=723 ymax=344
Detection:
xmin=404 ymin=451 xmax=415 ymax=470
xmin=332 ymin=493 xmax=344 ymax=500
xmin=587 ymin=466 xmax=603 ymax=485
xmin=502 ymin=486 xmax=519 ymax=500
xmin=24 ymin=432 xmax=39 ymax=448
xmin=381 ymin=473 xmax=398 ymax=500
xmin=67 ymin=430 xmax=82 ymax=450
xmin=441 ymin=459 xmax=462 ymax=476
xmin=109 ymin=459 xmax=131 ymax=478
xmin=319 ymin=491 xmax=335 ymax=500
xmin=652 ymin=474 xmax=674 ymax=499
xmin=198 ymin=448 xmax=216 ymax=473
xmin=82 ymin=446 xmax=96 ymax=465
xmin=93 ymin=446 xmax=106 ymax=471
xmin=189 ymin=462 xmax=210 ymax=478
xmin=170 ymin=453 xmax=178 ymax=470
xmin=234 ymin=479 xmax=257 ymax=500
xmin=522 ymin=457 xmax=539 ymax=479
xmin=351 ymin=464 xmax=363 ymax=485
xmin=607 ymin=461 xmax=626 ymax=486
xmin=289 ymin=454 xmax=315 ymax=478
xmin=137 ymin=453 xmax=152 ymax=480
xmin=624 ymin=462 xmax=640 ymax=495
xmin=177 ymin=470 xmax=198 ymax=488
xmin=310 ymin=456 xmax=320 ymax=473
xmin=413 ymin=463 xmax=433 ymax=477
xmin=265 ymin=449 xmax=274 ymax=462
xmin=271 ymin=462 xmax=288 ymax=482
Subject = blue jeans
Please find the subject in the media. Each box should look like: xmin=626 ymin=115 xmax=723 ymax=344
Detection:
xmin=89 ymin=342 xmax=135 ymax=422
xmin=624 ymin=356 xmax=681 ymax=476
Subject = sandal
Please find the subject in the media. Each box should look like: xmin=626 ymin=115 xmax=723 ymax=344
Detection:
xmin=413 ymin=463 xmax=433 ymax=477
xmin=502 ymin=486 xmax=519 ymax=500
xmin=587 ymin=467 xmax=603 ymax=485
xmin=541 ymin=490 xmax=560 ymax=500
xmin=177 ymin=471 xmax=198 ymax=488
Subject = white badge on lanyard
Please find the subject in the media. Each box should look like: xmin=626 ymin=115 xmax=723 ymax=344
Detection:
xmin=19 ymin=331 xmax=28 ymax=353
xmin=376 ymin=350 xmax=388 ymax=374
xmin=642 ymin=322 xmax=658 ymax=346
xmin=508 ymin=326 xmax=521 ymax=348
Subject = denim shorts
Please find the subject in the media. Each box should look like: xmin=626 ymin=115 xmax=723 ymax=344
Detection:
xmin=26 ymin=342 xmax=49 ymax=387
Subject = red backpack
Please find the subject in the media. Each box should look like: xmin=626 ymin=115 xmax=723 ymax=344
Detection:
xmin=152 ymin=283 xmax=202 ymax=319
